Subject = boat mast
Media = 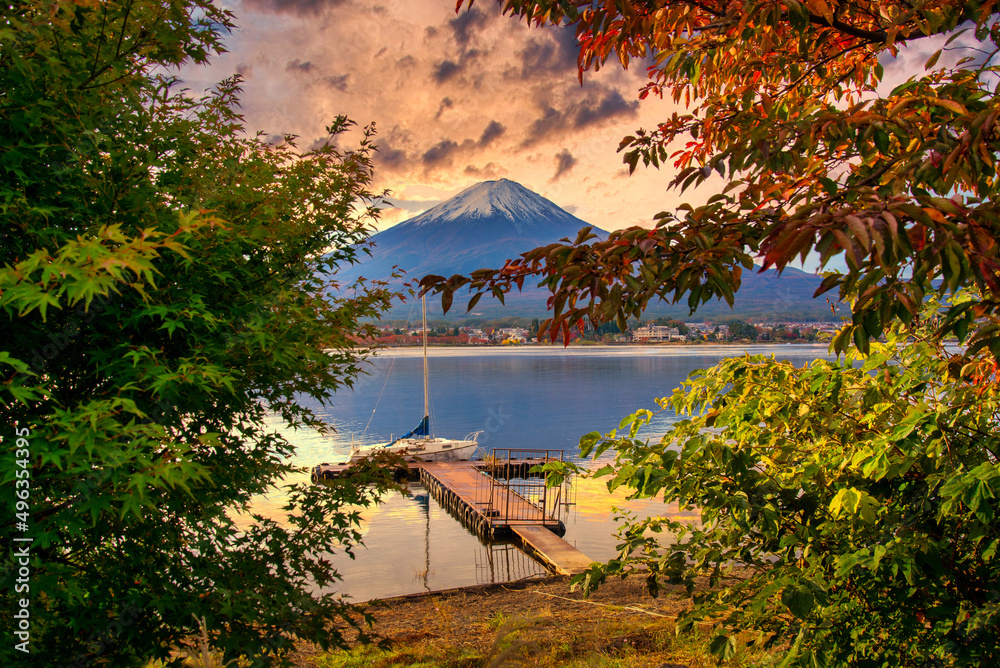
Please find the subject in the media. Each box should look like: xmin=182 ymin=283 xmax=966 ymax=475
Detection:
xmin=422 ymin=294 xmax=429 ymax=424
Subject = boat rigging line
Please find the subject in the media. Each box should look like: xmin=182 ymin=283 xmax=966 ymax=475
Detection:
xmin=359 ymin=296 xmax=418 ymax=441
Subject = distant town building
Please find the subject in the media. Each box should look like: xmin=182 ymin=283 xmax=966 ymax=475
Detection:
xmin=498 ymin=327 xmax=529 ymax=343
xmin=632 ymin=325 xmax=679 ymax=342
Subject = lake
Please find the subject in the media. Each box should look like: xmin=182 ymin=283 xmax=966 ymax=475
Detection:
xmin=258 ymin=344 xmax=835 ymax=601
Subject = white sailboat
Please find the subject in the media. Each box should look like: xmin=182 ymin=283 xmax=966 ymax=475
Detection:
xmin=346 ymin=296 xmax=481 ymax=463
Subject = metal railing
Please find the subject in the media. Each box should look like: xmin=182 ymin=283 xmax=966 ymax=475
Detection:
xmin=477 ymin=448 xmax=568 ymax=533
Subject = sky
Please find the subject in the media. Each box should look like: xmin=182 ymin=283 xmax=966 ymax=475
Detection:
xmin=181 ymin=0 xmax=946 ymax=270
xmin=181 ymin=0 xmax=710 ymax=233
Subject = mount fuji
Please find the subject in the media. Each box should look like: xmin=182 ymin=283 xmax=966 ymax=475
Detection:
xmin=336 ymin=178 xmax=834 ymax=320
xmin=343 ymin=179 xmax=607 ymax=289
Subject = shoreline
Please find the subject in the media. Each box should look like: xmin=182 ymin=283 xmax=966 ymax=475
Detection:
xmin=355 ymin=341 xmax=835 ymax=358
xmin=374 ymin=340 xmax=831 ymax=348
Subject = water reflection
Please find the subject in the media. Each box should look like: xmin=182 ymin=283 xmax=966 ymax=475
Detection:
xmin=255 ymin=345 xmax=834 ymax=601
xmin=324 ymin=481 xmax=549 ymax=601
xmin=313 ymin=465 xmax=700 ymax=602
xmin=562 ymin=467 xmax=700 ymax=562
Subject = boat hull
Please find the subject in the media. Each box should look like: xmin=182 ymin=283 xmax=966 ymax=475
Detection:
xmin=348 ymin=437 xmax=479 ymax=463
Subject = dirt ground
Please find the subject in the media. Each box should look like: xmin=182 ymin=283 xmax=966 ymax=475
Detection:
xmin=290 ymin=574 xmax=708 ymax=667
xmin=362 ymin=574 xmax=688 ymax=638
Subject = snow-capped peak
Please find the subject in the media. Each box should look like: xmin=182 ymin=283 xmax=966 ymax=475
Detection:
xmin=406 ymin=179 xmax=581 ymax=231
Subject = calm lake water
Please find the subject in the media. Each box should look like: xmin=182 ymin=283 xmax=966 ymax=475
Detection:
xmin=257 ymin=344 xmax=835 ymax=601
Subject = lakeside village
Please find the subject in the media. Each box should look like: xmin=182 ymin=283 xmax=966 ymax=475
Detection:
xmin=373 ymin=317 xmax=842 ymax=346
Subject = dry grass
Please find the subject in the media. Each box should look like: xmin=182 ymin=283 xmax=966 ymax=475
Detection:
xmin=300 ymin=575 xmax=782 ymax=668
xmin=145 ymin=576 xmax=781 ymax=667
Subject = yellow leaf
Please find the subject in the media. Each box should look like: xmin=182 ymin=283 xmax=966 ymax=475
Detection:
xmin=845 ymin=215 xmax=871 ymax=249
xmin=925 ymin=49 xmax=942 ymax=70
xmin=887 ymin=97 xmax=914 ymax=117
xmin=924 ymin=207 xmax=949 ymax=225
xmin=930 ymin=98 xmax=969 ymax=116
xmin=805 ymin=0 xmax=835 ymax=23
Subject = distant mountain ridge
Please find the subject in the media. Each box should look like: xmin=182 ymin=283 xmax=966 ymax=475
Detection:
xmin=335 ymin=179 xmax=839 ymax=321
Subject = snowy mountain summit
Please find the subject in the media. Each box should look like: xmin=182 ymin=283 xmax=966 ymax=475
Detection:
xmin=332 ymin=178 xmax=606 ymax=316
xmin=405 ymin=178 xmax=587 ymax=234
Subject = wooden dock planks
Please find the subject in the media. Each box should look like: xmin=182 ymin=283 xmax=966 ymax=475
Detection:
xmin=313 ymin=459 xmax=595 ymax=576
xmin=510 ymin=525 xmax=594 ymax=576
xmin=420 ymin=461 xmax=482 ymax=495
xmin=419 ymin=461 xmax=555 ymax=529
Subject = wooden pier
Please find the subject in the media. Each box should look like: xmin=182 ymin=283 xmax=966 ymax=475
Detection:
xmin=311 ymin=457 xmax=595 ymax=576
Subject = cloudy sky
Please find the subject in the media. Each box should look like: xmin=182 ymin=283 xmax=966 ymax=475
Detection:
xmin=181 ymin=0 xmax=946 ymax=265
xmin=180 ymin=0 xmax=700 ymax=234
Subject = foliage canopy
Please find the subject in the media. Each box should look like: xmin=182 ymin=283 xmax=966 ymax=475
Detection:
xmin=580 ymin=303 xmax=1000 ymax=665
xmin=424 ymin=1 xmax=1000 ymax=664
xmin=2 ymin=1 xmax=397 ymax=665
xmin=430 ymin=0 xmax=1000 ymax=355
